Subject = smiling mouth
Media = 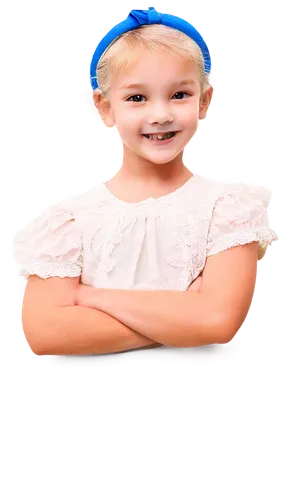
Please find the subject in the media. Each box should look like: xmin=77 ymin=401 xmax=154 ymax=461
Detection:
xmin=142 ymin=131 xmax=178 ymax=141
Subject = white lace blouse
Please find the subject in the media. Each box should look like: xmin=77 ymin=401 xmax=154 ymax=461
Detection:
xmin=13 ymin=173 xmax=279 ymax=291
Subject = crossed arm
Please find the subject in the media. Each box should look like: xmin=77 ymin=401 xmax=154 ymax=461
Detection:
xmin=73 ymin=241 xmax=260 ymax=351
xmin=74 ymin=275 xmax=223 ymax=349
xmin=36 ymin=242 xmax=258 ymax=355
xmin=89 ymin=274 xmax=202 ymax=350
xmin=22 ymin=276 xmax=208 ymax=357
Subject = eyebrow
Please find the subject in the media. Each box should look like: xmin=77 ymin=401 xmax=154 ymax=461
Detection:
xmin=119 ymin=79 xmax=197 ymax=90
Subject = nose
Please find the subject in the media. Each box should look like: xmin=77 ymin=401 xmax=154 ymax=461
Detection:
xmin=147 ymin=102 xmax=174 ymax=126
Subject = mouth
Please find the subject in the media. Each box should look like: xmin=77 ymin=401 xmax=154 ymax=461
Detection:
xmin=142 ymin=131 xmax=179 ymax=142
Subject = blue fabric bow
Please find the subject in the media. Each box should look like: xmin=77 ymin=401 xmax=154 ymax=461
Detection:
xmin=90 ymin=7 xmax=211 ymax=90
xmin=128 ymin=7 xmax=162 ymax=25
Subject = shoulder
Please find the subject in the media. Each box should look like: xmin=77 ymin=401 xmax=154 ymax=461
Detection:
xmin=13 ymin=192 xmax=86 ymax=281
xmin=187 ymin=174 xmax=229 ymax=206
xmin=194 ymin=173 xmax=273 ymax=200
xmin=36 ymin=182 xmax=110 ymax=220
xmin=63 ymin=182 xmax=115 ymax=214
xmin=204 ymin=176 xmax=278 ymax=260
xmin=213 ymin=178 xmax=273 ymax=209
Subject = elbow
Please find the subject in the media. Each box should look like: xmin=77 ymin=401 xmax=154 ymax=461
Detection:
xmin=214 ymin=315 xmax=238 ymax=344
xmin=22 ymin=324 xmax=51 ymax=356
xmin=33 ymin=330 xmax=57 ymax=355
xmin=177 ymin=299 xmax=238 ymax=347
xmin=176 ymin=316 xmax=229 ymax=348
xmin=24 ymin=332 xmax=48 ymax=355
xmin=22 ymin=310 xmax=59 ymax=356
xmin=30 ymin=337 xmax=60 ymax=355
xmin=27 ymin=332 xmax=58 ymax=355
xmin=22 ymin=331 xmax=47 ymax=355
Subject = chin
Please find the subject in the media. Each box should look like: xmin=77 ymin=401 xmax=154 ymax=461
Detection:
xmin=143 ymin=153 xmax=182 ymax=165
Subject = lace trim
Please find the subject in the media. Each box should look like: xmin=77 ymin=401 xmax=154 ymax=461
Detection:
xmin=206 ymin=227 xmax=279 ymax=257
xmin=18 ymin=257 xmax=83 ymax=280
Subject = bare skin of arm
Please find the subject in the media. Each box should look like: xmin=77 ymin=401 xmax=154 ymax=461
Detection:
xmin=27 ymin=271 xmax=204 ymax=355
xmin=132 ymin=274 xmax=203 ymax=350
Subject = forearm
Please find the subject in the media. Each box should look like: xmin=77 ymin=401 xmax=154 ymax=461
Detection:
xmin=77 ymin=285 xmax=222 ymax=348
xmin=40 ymin=305 xmax=162 ymax=355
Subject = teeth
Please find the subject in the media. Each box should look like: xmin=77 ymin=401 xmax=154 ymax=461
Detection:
xmin=145 ymin=132 xmax=175 ymax=140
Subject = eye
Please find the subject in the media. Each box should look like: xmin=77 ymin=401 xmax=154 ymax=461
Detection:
xmin=126 ymin=94 xmax=146 ymax=102
xmin=126 ymin=91 xmax=192 ymax=102
xmin=173 ymin=91 xmax=192 ymax=99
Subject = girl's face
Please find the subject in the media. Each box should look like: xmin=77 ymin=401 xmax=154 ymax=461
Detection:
xmin=98 ymin=50 xmax=212 ymax=166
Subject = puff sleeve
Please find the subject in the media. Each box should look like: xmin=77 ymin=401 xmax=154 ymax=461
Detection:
xmin=13 ymin=201 xmax=83 ymax=280
xmin=206 ymin=184 xmax=279 ymax=260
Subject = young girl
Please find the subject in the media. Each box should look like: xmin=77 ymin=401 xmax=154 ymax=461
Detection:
xmin=13 ymin=7 xmax=279 ymax=355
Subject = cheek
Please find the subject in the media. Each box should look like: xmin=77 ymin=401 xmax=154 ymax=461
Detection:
xmin=116 ymin=113 xmax=142 ymax=134
xmin=182 ymin=104 xmax=199 ymax=118
xmin=117 ymin=105 xmax=137 ymax=119
xmin=189 ymin=113 xmax=199 ymax=125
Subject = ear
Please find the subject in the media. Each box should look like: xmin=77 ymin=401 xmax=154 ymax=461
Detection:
xmin=93 ymin=89 xmax=115 ymax=127
xmin=199 ymin=85 xmax=213 ymax=120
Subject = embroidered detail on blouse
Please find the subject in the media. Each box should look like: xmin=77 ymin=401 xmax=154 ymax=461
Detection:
xmin=166 ymin=215 xmax=210 ymax=290
xmin=12 ymin=175 xmax=279 ymax=290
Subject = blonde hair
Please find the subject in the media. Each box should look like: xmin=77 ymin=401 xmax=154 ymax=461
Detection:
xmin=94 ymin=24 xmax=211 ymax=104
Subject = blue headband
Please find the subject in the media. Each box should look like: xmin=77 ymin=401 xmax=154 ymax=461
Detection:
xmin=90 ymin=7 xmax=211 ymax=91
